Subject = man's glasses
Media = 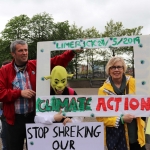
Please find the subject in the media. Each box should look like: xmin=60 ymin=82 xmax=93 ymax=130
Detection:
xmin=110 ymin=66 xmax=123 ymax=70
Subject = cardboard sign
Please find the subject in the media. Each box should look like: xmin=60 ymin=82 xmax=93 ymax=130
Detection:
xmin=26 ymin=122 xmax=104 ymax=150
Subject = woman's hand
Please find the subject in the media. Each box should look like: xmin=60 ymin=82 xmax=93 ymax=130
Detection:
xmin=122 ymin=114 xmax=135 ymax=123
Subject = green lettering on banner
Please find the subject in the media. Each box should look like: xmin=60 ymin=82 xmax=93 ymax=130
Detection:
xmin=55 ymin=36 xmax=140 ymax=49
xmin=104 ymin=39 xmax=109 ymax=46
xmin=77 ymin=97 xmax=86 ymax=111
xmin=56 ymin=43 xmax=63 ymax=49
xmin=123 ymin=38 xmax=128 ymax=44
xmin=98 ymin=40 xmax=103 ymax=46
xmin=117 ymin=38 xmax=123 ymax=45
xmin=75 ymin=41 xmax=81 ymax=47
xmin=85 ymin=40 xmax=91 ymax=47
xmin=112 ymin=38 xmax=117 ymax=46
xmin=111 ymin=37 xmax=140 ymax=46
xmin=83 ymin=41 xmax=85 ymax=47
xmin=36 ymin=98 xmax=43 ymax=112
xmin=91 ymin=40 xmax=97 ymax=47
xmin=128 ymin=38 xmax=132 ymax=44
xmin=68 ymin=98 xmax=78 ymax=112
xmin=85 ymin=97 xmax=92 ymax=110
xmin=134 ymin=37 xmax=140 ymax=44
xmin=51 ymin=97 xmax=57 ymax=111
xmin=55 ymin=98 xmax=69 ymax=111
xmin=64 ymin=42 xmax=70 ymax=49
xmin=56 ymin=41 xmax=81 ymax=49
xmin=36 ymin=96 xmax=93 ymax=112
xmin=70 ymin=41 xmax=74 ymax=48
xmin=45 ymin=99 xmax=51 ymax=111
xmin=36 ymin=98 xmax=51 ymax=112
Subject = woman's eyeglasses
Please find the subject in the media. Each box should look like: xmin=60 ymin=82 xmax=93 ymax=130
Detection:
xmin=110 ymin=66 xmax=123 ymax=70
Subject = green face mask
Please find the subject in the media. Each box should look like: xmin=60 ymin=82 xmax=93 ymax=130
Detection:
xmin=44 ymin=66 xmax=73 ymax=94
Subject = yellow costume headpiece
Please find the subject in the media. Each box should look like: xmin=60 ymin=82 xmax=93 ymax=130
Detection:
xmin=44 ymin=66 xmax=73 ymax=94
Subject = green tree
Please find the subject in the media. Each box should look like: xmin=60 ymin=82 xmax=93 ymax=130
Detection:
xmin=1 ymin=14 xmax=30 ymax=41
xmin=0 ymin=39 xmax=12 ymax=65
xmin=102 ymin=19 xmax=143 ymax=57
xmin=26 ymin=12 xmax=55 ymax=59
xmin=68 ymin=24 xmax=85 ymax=78
xmin=0 ymin=14 xmax=30 ymax=64
xmin=68 ymin=23 xmax=85 ymax=39
xmin=102 ymin=20 xmax=143 ymax=77
xmin=28 ymin=12 xmax=54 ymax=42
xmin=50 ymin=21 xmax=71 ymax=61
xmin=83 ymin=27 xmax=101 ymax=78
xmin=51 ymin=22 xmax=85 ymax=78
xmin=52 ymin=21 xmax=70 ymax=40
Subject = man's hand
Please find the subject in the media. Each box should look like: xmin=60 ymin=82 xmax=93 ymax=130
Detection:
xmin=63 ymin=118 xmax=72 ymax=125
xmin=123 ymin=114 xmax=135 ymax=123
xmin=72 ymin=48 xmax=84 ymax=54
xmin=21 ymin=89 xmax=36 ymax=98
xmin=54 ymin=111 xmax=66 ymax=122
xmin=75 ymin=48 xmax=84 ymax=53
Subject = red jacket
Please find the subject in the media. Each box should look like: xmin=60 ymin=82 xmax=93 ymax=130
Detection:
xmin=0 ymin=50 xmax=74 ymax=125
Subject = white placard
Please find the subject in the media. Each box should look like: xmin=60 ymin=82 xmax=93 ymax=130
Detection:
xmin=26 ymin=122 xmax=104 ymax=150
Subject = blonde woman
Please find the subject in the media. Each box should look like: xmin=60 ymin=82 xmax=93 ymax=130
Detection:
xmin=96 ymin=56 xmax=146 ymax=150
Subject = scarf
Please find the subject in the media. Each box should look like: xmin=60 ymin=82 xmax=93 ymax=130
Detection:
xmin=109 ymin=74 xmax=126 ymax=95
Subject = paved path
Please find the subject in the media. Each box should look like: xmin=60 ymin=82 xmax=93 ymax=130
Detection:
xmin=74 ymin=88 xmax=98 ymax=95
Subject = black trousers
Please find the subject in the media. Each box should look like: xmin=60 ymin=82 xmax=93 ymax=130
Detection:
xmin=1 ymin=114 xmax=8 ymax=150
xmin=130 ymin=142 xmax=146 ymax=150
xmin=5 ymin=111 xmax=35 ymax=150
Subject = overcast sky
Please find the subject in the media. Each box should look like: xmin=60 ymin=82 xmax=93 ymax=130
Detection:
xmin=0 ymin=0 xmax=150 ymax=36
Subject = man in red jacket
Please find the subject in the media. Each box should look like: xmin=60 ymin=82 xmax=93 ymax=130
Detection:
xmin=0 ymin=39 xmax=80 ymax=150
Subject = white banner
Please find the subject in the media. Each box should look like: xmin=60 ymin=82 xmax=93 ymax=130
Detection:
xmin=36 ymin=95 xmax=150 ymax=117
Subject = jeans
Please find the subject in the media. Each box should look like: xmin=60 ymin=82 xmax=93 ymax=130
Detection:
xmin=1 ymin=115 xmax=7 ymax=150
xmin=6 ymin=111 xmax=35 ymax=150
